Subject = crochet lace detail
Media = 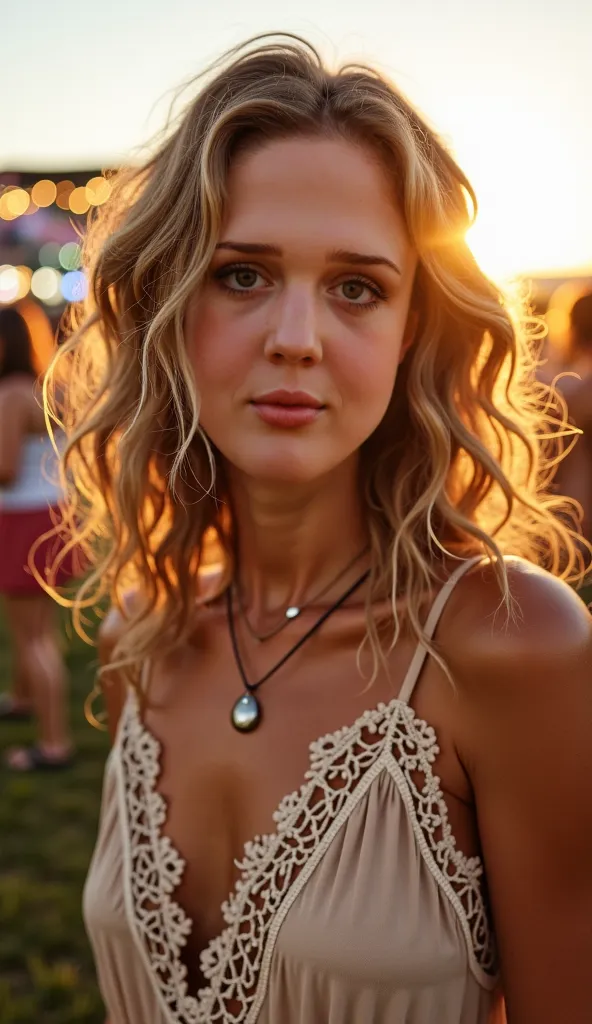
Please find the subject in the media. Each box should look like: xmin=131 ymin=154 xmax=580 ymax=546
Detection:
xmin=119 ymin=692 xmax=497 ymax=1024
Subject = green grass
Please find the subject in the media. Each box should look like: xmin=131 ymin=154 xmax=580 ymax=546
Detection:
xmin=0 ymin=608 xmax=108 ymax=1024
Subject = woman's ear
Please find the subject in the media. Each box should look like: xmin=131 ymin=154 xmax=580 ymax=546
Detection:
xmin=399 ymin=309 xmax=418 ymax=364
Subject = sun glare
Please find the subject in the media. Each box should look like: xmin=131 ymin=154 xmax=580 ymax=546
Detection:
xmin=449 ymin=92 xmax=592 ymax=282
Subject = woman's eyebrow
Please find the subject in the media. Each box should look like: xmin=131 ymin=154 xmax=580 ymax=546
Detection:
xmin=329 ymin=249 xmax=402 ymax=276
xmin=215 ymin=242 xmax=402 ymax=276
xmin=215 ymin=242 xmax=281 ymax=256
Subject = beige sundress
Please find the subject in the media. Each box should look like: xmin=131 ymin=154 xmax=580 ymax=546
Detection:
xmin=83 ymin=555 xmax=503 ymax=1023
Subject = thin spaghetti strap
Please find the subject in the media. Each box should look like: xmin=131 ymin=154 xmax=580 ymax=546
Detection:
xmin=397 ymin=555 xmax=486 ymax=704
xmin=139 ymin=658 xmax=152 ymax=695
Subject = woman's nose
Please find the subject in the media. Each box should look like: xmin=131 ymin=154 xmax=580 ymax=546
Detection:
xmin=263 ymin=285 xmax=323 ymax=365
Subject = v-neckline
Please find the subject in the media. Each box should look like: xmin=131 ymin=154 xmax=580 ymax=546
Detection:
xmin=114 ymin=689 xmax=496 ymax=1024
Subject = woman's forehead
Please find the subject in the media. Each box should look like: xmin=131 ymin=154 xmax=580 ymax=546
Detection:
xmin=221 ymin=135 xmax=414 ymax=270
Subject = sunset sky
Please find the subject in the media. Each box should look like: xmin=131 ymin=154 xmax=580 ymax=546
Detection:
xmin=2 ymin=0 xmax=591 ymax=279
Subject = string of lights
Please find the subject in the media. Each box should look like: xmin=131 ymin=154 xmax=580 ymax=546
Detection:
xmin=0 ymin=175 xmax=111 ymax=221
xmin=0 ymin=174 xmax=112 ymax=307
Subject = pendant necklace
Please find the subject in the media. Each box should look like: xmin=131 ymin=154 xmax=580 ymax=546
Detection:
xmin=227 ymin=567 xmax=371 ymax=733
xmin=234 ymin=545 xmax=369 ymax=643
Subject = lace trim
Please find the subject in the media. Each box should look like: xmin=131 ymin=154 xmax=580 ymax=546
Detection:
xmin=118 ymin=692 xmax=498 ymax=1024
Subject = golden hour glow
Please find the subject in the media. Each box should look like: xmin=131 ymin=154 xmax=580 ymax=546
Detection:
xmin=456 ymin=100 xmax=592 ymax=281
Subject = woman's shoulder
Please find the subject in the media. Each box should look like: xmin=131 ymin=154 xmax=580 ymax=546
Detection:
xmin=440 ymin=555 xmax=591 ymax=700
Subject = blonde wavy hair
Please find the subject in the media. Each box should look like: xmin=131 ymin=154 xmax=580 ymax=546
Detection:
xmin=44 ymin=33 xmax=584 ymax=690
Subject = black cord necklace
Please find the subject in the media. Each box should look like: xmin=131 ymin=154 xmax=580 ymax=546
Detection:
xmin=227 ymin=567 xmax=371 ymax=732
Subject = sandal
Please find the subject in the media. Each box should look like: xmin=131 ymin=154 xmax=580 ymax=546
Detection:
xmin=4 ymin=745 xmax=73 ymax=772
xmin=0 ymin=694 xmax=33 ymax=722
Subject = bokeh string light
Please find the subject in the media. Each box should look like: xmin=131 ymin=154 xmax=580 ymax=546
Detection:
xmin=0 ymin=174 xmax=112 ymax=220
xmin=0 ymin=174 xmax=111 ymax=307
xmin=31 ymin=266 xmax=63 ymax=305
xmin=0 ymin=265 xmax=33 ymax=304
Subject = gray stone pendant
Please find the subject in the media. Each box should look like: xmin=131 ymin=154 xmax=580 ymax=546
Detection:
xmin=231 ymin=691 xmax=261 ymax=732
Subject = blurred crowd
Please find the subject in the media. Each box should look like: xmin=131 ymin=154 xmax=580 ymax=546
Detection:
xmin=551 ymin=292 xmax=592 ymax=542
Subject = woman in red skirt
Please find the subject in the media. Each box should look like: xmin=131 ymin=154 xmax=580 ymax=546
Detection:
xmin=0 ymin=306 xmax=73 ymax=769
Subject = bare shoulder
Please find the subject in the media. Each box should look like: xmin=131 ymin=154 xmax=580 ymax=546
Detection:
xmin=442 ymin=559 xmax=592 ymax=1019
xmin=441 ymin=556 xmax=591 ymax=683
xmin=440 ymin=554 xmax=592 ymax=793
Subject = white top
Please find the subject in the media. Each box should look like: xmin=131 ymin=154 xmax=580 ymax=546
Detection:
xmin=0 ymin=434 xmax=63 ymax=511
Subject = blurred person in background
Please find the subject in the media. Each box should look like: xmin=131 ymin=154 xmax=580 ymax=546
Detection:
xmin=0 ymin=305 xmax=73 ymax=770
xmin=557 ymin=290 xmax=585 ymax=544
xmin=555 ymin=291 xmax=592 ymax=543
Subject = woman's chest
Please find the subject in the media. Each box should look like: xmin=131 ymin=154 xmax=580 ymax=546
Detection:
xmin=85 ymin=699 xmax=497 ymax=1024
xmin=133 ymin=638 xmax=479 ymax=983
xmin=142 ymin=630 xmax=477 ymax=950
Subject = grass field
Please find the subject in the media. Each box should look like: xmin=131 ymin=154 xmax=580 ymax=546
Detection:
xmin=0 ymin=581 xmax=590 ymax=1024
xmin=0 ymin=608 xmax=108 ymax=1024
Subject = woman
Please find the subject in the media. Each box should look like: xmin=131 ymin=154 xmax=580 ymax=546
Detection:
xmin=0 ymin=305 xmax=73 ymax=769
xmin=50 ymin=35 xmax=591 ymax=1023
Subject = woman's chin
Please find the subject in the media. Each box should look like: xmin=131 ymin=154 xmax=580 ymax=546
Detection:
xmin=227 ymin=446 xmax=337 ymax=487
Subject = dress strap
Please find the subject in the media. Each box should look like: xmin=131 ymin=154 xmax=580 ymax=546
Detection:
xmin=397 ymin=555 xmax=486 ymax=705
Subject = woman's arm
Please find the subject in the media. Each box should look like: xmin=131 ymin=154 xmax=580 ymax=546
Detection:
xmin=451 ymin=562 xmax=592 ymax=1023
xmin=0 ymin=386 xmax=28 ymax=485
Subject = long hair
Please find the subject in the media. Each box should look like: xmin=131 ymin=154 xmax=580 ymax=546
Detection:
xmin=44 ymin=33 xmax=584 ymax=686
xmin=0 ymin=307 xmax=37 ymax=380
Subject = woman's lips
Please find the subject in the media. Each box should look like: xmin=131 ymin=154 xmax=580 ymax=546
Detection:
xmin=250 ymin=402 xmax=323 ymax=428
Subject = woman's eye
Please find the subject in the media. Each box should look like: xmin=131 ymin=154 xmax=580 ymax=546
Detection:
xmin=336 ymin=279 xmax=382 ymax=306
xmin=231 ymin=268 xmax=260 ymax=289
xmin=341 ymin=281 xmax=368 ymax=301
xmin=216 ymin=265 xmax=264 ymax=292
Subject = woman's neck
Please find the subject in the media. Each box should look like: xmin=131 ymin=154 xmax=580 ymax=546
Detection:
xmin=226 ymin=460 xmax=369 ymax=618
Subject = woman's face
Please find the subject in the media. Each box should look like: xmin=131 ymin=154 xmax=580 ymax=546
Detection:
xmin=186 ymin=135 xmax=417 ymax=485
